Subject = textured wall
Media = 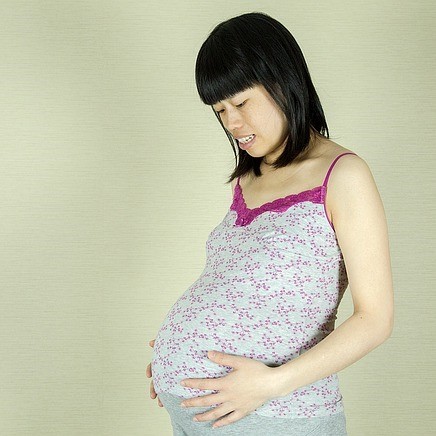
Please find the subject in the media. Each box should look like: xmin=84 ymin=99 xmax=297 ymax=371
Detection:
xmin=0 ymin=1 xmax=434 ymax=435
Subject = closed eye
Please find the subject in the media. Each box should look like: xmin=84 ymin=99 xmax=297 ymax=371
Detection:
xmin=216 ymin=100 xmax=247 ymax=114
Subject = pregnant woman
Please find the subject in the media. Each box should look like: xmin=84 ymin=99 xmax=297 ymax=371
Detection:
xmin=146 ymin=11 xmax=394 ymax=436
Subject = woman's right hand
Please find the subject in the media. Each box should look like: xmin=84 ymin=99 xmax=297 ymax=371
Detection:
xmin=146 ymin=339 xmax=163 ymax=407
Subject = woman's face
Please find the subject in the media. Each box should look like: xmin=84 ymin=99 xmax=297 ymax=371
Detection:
xmin=212 ymin=83 xmax=289 ymax=164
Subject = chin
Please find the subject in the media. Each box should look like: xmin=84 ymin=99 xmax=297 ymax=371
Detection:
xmin=244 ymin=149 xmax=263 ymax=158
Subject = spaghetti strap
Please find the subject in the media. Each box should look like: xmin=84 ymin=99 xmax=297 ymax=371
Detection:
xmin=322 ymin=152 xmax=358 ymax=188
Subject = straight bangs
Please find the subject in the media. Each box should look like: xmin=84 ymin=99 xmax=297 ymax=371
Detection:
xmin=194 ymin=12 xmax=330 ymax=181
xmin=195 ymin=32 xmax=262 ymax=107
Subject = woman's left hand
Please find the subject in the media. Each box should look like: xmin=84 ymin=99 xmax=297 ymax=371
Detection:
xmin=179 ymin=350 xmax=284 ymax=428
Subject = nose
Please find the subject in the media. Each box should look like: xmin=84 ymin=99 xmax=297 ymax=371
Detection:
xmin=221 ymin=108 xmax=244 ymax=135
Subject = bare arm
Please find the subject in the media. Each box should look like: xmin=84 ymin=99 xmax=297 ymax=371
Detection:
xmin=273 ymin=155 xmax=394 ymax=396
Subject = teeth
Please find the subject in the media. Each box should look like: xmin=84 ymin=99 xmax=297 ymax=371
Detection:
xmin=239 ymin=134 xmax=254 ymax=144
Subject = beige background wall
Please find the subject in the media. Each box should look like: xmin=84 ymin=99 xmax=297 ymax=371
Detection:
xmin=0 ymin=1 xmax=434 ymax=435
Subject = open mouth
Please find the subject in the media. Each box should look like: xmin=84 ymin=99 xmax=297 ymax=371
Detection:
xmin=238 ymin=134 xmax=255 ymax=144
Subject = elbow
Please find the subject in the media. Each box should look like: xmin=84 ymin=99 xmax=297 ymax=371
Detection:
xmin=355 ymin=310 xmax=394 ymax=343
xmin=380 ymin=324 xmax=393 ymax=343
xmin=385 ymin=304 xmax=395 ymax=339
xmin=380 ymin=316 xmax=394 ymax=343
xmin=384 ymin=317 xmax=394 ymax=340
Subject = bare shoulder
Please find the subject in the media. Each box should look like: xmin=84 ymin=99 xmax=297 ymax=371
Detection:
xmin=326 ymin=147 xmax=377 ymax=208
xmin=317 ymin=137 xmax=363 ymax=184
xmin=326 ymin=146 xmax=394 ymax=334
xmin=324 ymin=144 xmax=379 ymax=228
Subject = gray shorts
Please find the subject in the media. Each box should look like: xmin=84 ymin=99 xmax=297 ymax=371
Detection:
xmin=158 ymin=392 xmax=348 ymax=436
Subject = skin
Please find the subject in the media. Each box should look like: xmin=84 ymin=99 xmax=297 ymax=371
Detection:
xmin=146 ymin=340 xmax=163 ymax=408
xmin=213 ymin=83 xmax=290 ymax=167
xmin=147 ymin=84 xmax=394 ymax=429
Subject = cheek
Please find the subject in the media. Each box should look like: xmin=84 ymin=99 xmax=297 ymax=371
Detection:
xmin=270 ymin=112 xmax=287 ymax=136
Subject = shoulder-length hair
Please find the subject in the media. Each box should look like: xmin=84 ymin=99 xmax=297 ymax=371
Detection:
xmin=195 ymin=11 xmax=330 ymax=183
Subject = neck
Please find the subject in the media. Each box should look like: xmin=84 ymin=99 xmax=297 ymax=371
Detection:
xmin=261 ymin=130 xmax=321 ymax=172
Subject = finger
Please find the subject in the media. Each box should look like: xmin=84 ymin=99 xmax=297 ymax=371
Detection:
xmin=181 ymin=393 xmax=224 ymax=408
xmin=158 ymin=396 xmax=163 ymax=407
xmin=181 ymin=378 xmax=219 ymax=391
xmin=149 ymin=339 xmax=155 ymax=348
xmin=151 ymin=379 xmax=156 ymax=397
xmin=193 ymin=403 xmax=235 ymax=423
xmin=146 ymin=362 xmax=152 ymax=378
xmin=208 ymin=350 xmax=246 ymax=369
xmin=150 ymin=379 xmax=157 ymax=399
xmin=213 ymin=410 xmax=246 ymax=428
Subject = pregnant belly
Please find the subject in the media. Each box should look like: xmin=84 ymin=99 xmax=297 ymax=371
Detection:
xmin=151 ymin=287 xmax=305 ymax=399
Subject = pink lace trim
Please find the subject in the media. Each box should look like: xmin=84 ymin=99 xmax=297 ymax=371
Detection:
xmin=230 ymin=183 xmax=326 ymax=226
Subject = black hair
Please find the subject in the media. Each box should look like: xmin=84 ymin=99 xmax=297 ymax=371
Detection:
xmin=195 ymin=11 xmax=330 ymax=182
